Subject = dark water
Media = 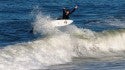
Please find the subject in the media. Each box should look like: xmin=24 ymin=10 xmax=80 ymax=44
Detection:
xmin=0 ymin=0 xmax=125 ymax=70
xmin=0 ymin=0 xmax=125 ymax=43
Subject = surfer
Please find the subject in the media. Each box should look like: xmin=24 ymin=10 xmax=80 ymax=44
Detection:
xmin=62 ymin=5 xmax=78 ymax=19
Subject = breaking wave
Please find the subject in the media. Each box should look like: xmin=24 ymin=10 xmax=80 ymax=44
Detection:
xmin=0 ymin=13 xmax=125 ymax=70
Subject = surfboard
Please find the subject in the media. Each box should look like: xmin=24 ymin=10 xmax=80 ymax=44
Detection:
xmin=51 ymin=20 xmax=73 ymax=27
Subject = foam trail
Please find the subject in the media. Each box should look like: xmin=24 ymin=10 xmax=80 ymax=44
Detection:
xmin=1 ymin=12 xmax=125 ymax=70
xmin=105 ymin=17 xmax=125 ymax=28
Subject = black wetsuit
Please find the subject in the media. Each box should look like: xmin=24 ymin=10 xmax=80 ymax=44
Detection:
xmin=62 ymin=8 xmax=76 ymax=19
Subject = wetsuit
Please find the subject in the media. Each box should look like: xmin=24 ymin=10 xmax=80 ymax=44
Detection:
xmin=62 ymin=8 xmax=76 ymax=19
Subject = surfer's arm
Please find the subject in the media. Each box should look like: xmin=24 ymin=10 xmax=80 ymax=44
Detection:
xmin=63 ymin=8 xmax=66 ymax=14
xmin=70 ymin=5 xmax=78 ymax=14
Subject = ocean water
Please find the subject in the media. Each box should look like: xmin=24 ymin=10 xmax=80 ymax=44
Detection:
xmin=0 ymin=0 xmax=125 ymax=70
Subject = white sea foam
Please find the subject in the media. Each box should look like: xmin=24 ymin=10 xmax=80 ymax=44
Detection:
xmin=1 ymin=12 xmax=125 ymax=70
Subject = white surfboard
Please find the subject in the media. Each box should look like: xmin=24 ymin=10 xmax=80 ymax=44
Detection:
xmin=51 ymin=20 xmax=73 ymax=27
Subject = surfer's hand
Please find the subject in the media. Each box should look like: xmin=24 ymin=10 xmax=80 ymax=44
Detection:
xmin=75 ymin=5 xmax=78 ymax=9
xmin=63 ymin=8 xmax=66 ymax=9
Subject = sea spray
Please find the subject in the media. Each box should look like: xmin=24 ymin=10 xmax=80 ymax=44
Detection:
xmin=33 ymin=12 xmax=60 ymax=36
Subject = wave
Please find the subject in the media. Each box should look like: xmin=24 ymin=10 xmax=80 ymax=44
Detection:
xmin=0 ymin=13 xmax=125 ymax=70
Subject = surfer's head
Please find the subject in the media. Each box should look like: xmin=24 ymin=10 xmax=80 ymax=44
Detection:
xmin=66 ymin=9 xmax=70 ymax=14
